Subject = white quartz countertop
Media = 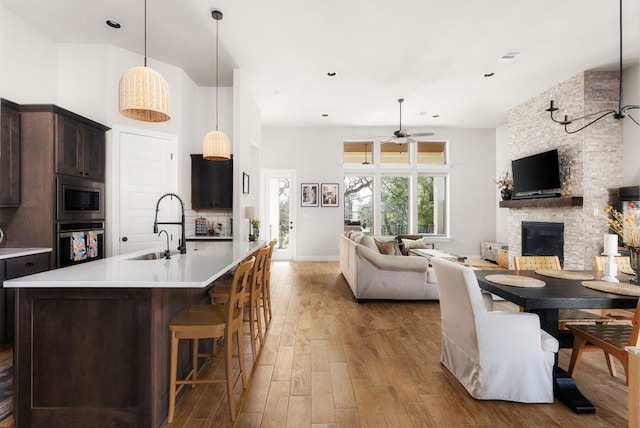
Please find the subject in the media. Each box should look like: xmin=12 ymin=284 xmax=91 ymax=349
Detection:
xmin=4 ymin=241 xmax=263 ymax=288
xmin=186 ymin=235 xmax=232 ymax=240
xmin=0 ymin=248 xmax=52 ymax=260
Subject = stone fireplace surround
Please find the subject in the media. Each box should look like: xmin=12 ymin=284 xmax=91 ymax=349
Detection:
xmin=506 ymin=71 xmax=623 ymax=270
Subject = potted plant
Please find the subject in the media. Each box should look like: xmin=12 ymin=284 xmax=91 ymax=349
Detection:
xmin=251 ymin=218 xmax=261 ymax=239
xmin=494 ymin=171 xmax=513 ymax=200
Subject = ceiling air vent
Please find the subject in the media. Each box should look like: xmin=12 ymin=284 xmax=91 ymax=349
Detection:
xmin=499 ymin=51 xmax=522 ymax=62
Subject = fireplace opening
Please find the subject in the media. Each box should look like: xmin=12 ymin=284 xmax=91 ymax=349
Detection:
xmin=521 ymin=221 xmax=564 ymax=266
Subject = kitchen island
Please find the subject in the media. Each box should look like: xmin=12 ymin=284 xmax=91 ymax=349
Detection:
xmin=5 ymin=240 xmax=263 ymax=428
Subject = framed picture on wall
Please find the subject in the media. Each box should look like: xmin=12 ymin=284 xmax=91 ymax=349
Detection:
xmin=301 ymin=183 xmax=319 ymax=207
xmin=321 ymin=183 xmax=339 ymax=207
xmin=243 ymin=172 xmax=250 ymax=194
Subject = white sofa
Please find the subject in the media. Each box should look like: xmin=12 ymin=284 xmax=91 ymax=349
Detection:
xmin=339 ymin=233 xmax=439 ymax=301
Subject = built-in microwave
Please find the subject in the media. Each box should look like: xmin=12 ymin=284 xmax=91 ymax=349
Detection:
xmin=56 ymin=176 xmax=105 ymax=221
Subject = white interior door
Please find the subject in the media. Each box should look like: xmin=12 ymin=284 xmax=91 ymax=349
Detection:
xmin=109 ymin=127 xmax=178 ymax=256
xmin=262 ymin=169 xmax=296 ymax=260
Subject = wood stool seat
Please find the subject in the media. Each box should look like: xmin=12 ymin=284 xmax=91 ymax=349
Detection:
xmin=167 ymin=257 xmax=254 ymax=423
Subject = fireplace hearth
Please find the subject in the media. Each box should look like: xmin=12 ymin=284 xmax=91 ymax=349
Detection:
xmin=522 ymin=221 xmax=565 ymax=266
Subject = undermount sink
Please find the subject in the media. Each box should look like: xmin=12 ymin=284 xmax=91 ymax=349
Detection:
xmin=128 ymin=251 xmax=177 ymax=260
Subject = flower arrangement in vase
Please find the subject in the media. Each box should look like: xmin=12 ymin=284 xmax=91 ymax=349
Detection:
xmin=603 ymin=203 xmax=640 ymax=283
xmin=494 ymin=171 xmax=513 ymax=200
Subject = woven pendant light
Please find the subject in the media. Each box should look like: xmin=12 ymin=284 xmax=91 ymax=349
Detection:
xmin=118 ymin=0 xmax=171 ymax=122
xmin=203 ymin=10 xmax=231 ymax=160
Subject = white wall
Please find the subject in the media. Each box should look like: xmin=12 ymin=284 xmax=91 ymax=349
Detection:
xmin=262 ymin=126 xmax=497 ymax=260
xmin=0 ymin=6 xmax=57 ymax=102
xmin=232 ymin=69 xmax=262 ymax=242
xmin=623 ymin=62 xmax=640 ymax=186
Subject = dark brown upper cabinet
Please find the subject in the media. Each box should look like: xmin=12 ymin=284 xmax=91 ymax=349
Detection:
xmin=191 ymin=154 xmax=233 ymax=210
xmin=55 ymin=113 xmax=106 ymax=181
xmin=0 ymin=99 xmax=21 ymax=206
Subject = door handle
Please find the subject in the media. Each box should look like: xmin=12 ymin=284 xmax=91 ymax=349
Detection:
xmin=122 ymin=236 xmax=128 ymax=242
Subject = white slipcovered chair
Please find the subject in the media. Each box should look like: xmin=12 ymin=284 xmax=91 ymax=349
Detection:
xmin=431 ymin=258 xmax=559 ymax=403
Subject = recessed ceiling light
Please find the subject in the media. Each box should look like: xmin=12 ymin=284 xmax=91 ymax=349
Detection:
xmin=484 ymin=72 xmax=495 ymax=77
xmin=327 ymin=72 xmax=336 ymax=77
xmin=106 ymin=20 xmax=121 ymax=29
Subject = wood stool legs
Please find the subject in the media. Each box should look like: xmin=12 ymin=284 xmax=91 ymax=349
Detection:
xmin=168 ymin=331 xmax=179 ymax=423
xmin=168 ymin=257 xmax=254 ymax=423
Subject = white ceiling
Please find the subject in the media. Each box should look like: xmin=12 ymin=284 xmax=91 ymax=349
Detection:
xmin=2 ymin=0 xmax=639 ymax=129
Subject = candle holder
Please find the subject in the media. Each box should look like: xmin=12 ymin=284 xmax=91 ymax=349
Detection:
xmin=601 ymin=251 xmax=621 ymax=283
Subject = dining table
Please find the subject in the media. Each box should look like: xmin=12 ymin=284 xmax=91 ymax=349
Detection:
xmin=475 ymin=269 xmax=639 ymax=414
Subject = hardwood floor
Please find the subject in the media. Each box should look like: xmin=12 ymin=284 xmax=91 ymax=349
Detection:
xmin=0 ymin=261 xmax=623 ymax=427
xmin=165 ymin=260 xmax=631 ymax=428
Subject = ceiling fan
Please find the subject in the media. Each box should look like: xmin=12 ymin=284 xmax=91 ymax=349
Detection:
xmin=377 ymin=98 xmax=434 ymax=143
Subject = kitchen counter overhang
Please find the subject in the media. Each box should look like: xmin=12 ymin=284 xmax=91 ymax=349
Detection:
xmin=9 ymin=240 xmax=264 ymax=428
xmin=5 ymin=241 xmax=262 ymax=288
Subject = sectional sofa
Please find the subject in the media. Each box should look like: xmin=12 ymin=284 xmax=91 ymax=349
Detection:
xmin=339 ymin=232 xmax=439 ymax=301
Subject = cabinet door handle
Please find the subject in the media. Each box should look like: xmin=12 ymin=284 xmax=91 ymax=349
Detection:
xmin=24 ymin=262 xmax=34 ymax=268
xmin=122 ymin=237 xmax=128 ymax=242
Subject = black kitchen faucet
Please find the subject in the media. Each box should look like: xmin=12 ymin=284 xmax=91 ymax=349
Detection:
xmin=153 ymin=193 xmax=186 ymax=254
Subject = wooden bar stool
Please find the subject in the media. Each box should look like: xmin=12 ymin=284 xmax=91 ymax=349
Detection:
xmin=167 ymin=257 xmax=254 ymax=423
xmin=262 ymin=239 xmax=278 ymax=328
xmin=209 ymin=246 xmax=269 ymax=359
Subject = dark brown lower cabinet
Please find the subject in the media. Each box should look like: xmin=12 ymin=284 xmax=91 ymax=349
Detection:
xmin=14 ymin=286 xmax=211 ymax=428
xmin=0 ymin=253 xmax=51 ymax=348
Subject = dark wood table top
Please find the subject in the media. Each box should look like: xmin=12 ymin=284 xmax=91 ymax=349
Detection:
xmin=474 ymin=269 xmax=639 ymax=311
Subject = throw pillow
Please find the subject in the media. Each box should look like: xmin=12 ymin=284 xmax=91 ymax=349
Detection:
xmin=396 ymin=234 xmax=423 ymax=255
xmin=401 ymin=238 xmax=429 ymax=255
xmin=374 ymin=239 xmax=401 ymax=256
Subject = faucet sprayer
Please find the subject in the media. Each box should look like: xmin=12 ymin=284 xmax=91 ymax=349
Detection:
xmin=153 ymin=193 xmax=187 ymax=254
xmin=158 ymin=230 xmax=171 ymax=259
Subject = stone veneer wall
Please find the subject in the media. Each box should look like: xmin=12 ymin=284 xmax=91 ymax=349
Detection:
xmin=507 ymin=71 xmax=623 ymax=270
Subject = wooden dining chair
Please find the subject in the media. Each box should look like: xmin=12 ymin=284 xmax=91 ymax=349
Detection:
xmin=593 ymin=255 xmax=635 ymax=320
xmin=513 ymin=255 xmax=612 ymax=329
xmin=167 ymin=257 xmax=254 ymax=423
xmin=209 ymin=246 xmax=270 ymax=359
xmin=628 ymin=347 xmax=640 ymax=427
xmin=567 ymin=298 xmax=640 ymax=384
xmin=513 ymin=255 xmax=562 ymax=270
xmin=594 ymin=255 xmax=632 ymax=272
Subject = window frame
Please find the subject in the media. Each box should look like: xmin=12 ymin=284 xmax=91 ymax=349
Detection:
xmin=343 ymin=140 xmax=450 ymax=239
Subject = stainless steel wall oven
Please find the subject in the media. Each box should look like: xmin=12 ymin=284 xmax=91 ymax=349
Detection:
xmin=57 ymin=222 xmax=105 ymax=268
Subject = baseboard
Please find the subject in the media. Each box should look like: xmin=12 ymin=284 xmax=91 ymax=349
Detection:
xmin=294 ymin=255 xmax=340 ymax=262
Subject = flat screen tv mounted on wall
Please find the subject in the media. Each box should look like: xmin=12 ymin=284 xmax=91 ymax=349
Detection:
xmin=511 ymin=149 xmax=561 ymax=199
